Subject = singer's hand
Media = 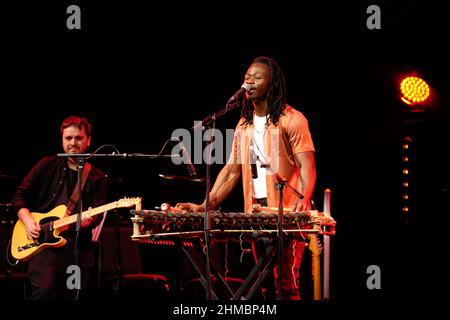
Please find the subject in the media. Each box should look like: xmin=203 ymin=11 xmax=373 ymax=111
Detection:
xmin=175 ymin=202 xmax=205 ymax=213
xmin=292 ymin=199 xmax=311 ymax=213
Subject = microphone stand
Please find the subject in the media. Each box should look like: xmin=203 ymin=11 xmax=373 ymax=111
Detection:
xmin=57 ymin=153 xmax=179 ymax=159
xmin=191 ymin=100 xmax=240 ymax=131
xmin=204 ymin=118 xmax=214 ymax=301
xmin=74 ymin=157 xmax=85 ymax=268
xmin=194 ymin=100 xmax=241 ymax=300
xmin=259 ymin=159 xmax=303 ymax=300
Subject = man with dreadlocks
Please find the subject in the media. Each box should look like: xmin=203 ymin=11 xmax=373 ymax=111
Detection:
xmin=177 ymin=56 xmax=316 ymax=300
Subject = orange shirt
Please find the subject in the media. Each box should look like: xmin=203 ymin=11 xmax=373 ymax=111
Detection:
xmin=228 ymin=105 xmax=315 ymax=213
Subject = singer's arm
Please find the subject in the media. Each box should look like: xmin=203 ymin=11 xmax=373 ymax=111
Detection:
xmin=293 ymin=151 xmax=316 ymax=212
xmin=176 ymin=163 xmax=241 ymax=212
xmin=205 ymin=163 xmax=241 ymax=210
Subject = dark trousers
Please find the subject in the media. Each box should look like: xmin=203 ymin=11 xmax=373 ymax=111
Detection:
xmin=27 ymin=248 xmax=93 ymax=300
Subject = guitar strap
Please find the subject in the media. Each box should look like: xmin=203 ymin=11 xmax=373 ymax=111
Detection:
xmin=66 ymin=162 xmax=91 ymax=216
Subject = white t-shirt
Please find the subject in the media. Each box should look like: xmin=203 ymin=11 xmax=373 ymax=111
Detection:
xmin=252 ymin=114 xmax=268 ymax=199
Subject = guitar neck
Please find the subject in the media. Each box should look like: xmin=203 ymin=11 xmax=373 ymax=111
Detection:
xmin=312 ymin=253 xmax=322 ymax=299
xmin=308 ymin=234 xmax=322 ymax=300
xmin=53 ymin=201 xmax=120 ymax=229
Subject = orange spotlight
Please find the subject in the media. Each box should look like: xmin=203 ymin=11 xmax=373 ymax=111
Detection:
xmin=400 ymin=76 xmax=430 ymax=106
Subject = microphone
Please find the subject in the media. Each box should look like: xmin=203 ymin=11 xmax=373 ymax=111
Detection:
xmin=250 ymin=140 xmax=258 ymax=179
xmin=192 ymin=83 xmax=252 ymax=131
xmin=179 ymin=141 xmax=197 ymax=177
xmin=227 ymin=83 xmax=252 ymax=105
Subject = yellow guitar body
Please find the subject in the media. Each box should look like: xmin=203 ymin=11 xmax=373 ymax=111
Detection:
xmin=11 ymin=198 xmax=141 ymax=262
xmin=11 ymin=205 xmax=69 ymax=261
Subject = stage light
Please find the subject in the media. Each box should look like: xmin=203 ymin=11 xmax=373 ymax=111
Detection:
xmin=400 ymin=76 xmax=430 ymax=106
xmin=401 ymin=137 xmax=412 ymax=218
xmin=397 ymin=74 xmax=433 ymax=222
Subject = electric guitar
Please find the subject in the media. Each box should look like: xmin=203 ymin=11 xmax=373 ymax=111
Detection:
xmin=11 ymin=197 xmax=141 ymax=261
xmin=308 ymin=234 xmax=323 ymax=300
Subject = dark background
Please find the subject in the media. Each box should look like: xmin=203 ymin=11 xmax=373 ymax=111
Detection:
xmin=1 ymin=0 xmax=449 ymax=301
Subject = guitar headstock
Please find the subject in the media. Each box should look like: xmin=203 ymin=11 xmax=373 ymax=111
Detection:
xmin=308 ymin=234 xmax=323 ymax=255
xmin=117 ymin=197 xmax=142 ymax=208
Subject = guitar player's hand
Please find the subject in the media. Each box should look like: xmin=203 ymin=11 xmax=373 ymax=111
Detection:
xmin=19 ymin=209 xmax=41 ymax=240
xmin=26 ymin=220 xmax=41 ymax=240
xmin=80 ymin=207 xmax=93 ymax=228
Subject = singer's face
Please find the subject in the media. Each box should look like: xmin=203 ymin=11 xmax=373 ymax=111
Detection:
xmin=62 ymin=125 xmax=91 ymax=154
xmin=244 ymin=62 xmax=270 ymax=101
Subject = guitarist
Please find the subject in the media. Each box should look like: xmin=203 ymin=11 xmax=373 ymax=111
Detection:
xmin=10 ymin=115 xmax=107 ymax=300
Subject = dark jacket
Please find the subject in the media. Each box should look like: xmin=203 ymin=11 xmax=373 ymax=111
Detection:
xmin=11 ymin=155 xmax=107 ymax=264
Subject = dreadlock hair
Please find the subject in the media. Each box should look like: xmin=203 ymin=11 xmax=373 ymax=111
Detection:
xmin=240 ymin=56 xmax=287 ymax=127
